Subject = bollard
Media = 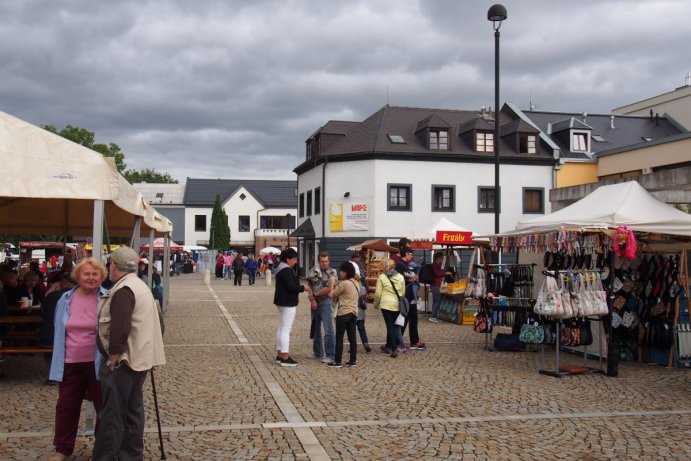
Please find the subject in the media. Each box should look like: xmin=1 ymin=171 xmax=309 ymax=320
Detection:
xmin=204 ymin=268 xmax=211 ymax=286
xmin=265 ymin=269 xmax=272 ymax=286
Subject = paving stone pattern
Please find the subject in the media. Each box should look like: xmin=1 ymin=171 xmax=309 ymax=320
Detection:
xmin=0 ymin=274 xmax=689 ymax=460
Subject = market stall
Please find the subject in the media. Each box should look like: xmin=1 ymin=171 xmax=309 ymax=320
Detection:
xmin=346 ymin=239 xmax=399 ymax=301
xmin=485 ymin=181 xmax=691 ymax=375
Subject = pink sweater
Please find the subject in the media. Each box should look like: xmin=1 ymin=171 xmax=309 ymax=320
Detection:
xmin=65 ymin=291 xmax=99 ymax=363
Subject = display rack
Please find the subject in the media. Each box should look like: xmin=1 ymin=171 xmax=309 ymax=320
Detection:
xmin=537 ymin=269 xmax=606 ymax=377
xmin=482 ymin=297 xmax=537 ymax=352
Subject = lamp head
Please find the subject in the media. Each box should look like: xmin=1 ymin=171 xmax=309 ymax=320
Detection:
xmin=487 ymin=4 xmax=507 ymax=30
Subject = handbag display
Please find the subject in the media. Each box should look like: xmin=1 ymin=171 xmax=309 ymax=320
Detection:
xmin=534 ymin=275 xmax=563 ymax=317
xmin=519 ymin=318 xmax=544 ymax=344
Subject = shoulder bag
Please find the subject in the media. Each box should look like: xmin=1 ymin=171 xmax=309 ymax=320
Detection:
xmin=386 ymin=274 xmax=409 ymax=317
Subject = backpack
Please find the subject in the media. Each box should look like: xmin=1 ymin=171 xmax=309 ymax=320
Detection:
xmin=419 ymin=263 xmax=435 ymax=284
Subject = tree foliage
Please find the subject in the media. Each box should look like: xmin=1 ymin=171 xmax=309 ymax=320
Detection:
xmin=123 ymin=168 xmax=178 ymax=184
xmin=43 ymin=124 xmax=127 ymax=173
xmin=43 ymin=124 xmax=177 ymax=184
xmin=209 ymin=194 xmax=230 ymax=249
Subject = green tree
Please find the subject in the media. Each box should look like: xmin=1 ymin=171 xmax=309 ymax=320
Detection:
xmin=124 ymin=168 xmax=178 ymax=184
xmin=209 ymin=194 xmax=230 ymax=249
xmin=43 ymin=124 xmax=127 ymax=172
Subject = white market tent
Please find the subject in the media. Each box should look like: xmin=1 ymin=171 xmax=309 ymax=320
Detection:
xmin=0 ymin=109 xmax=173 ymax=305
xmin=410 ymin=216 xmax=475 ymax=241
xmin=511 ymin=181 xmax=691 ymax=239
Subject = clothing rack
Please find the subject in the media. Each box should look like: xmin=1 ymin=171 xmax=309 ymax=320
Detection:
xmin=483 ymin=297 xmax=537 ymax=352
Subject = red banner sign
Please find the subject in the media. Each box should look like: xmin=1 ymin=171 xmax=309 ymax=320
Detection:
xmin=436 ymin=231 xmax=472 ymax=245
xmin=410 ymin=240 xmax=433 ymax=250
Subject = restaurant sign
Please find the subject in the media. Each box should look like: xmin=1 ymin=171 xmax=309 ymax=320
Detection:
xmin=436 ymin=230 xmax=472 ymax=245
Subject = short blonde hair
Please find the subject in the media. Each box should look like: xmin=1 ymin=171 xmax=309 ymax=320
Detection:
xmin=71 ymin=258 xmax=107 ymax=283
xmin=385 ymin=259 xmax=396 ymax=272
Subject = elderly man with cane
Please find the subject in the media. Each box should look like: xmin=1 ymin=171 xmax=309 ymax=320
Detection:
xmin=93 ymin=246 xmax=166 ymax=460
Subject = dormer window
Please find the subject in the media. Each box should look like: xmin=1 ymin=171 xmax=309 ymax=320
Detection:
xmin=519 ymin=134 xmax=537 ymax=154
xmin=571 ymin=130 xmax=590 ymax=152
xmin=476 ymin=132 xmax=494 ymax=152
xmin=430 ymin=129 xmax=449 ymax=150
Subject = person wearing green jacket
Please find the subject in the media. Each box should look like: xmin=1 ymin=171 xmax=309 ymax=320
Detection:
xmin=374 ymin=259 xmax=406 ymax=358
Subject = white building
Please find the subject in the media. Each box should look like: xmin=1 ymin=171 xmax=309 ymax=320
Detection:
xmin=293 ymin=105 xmax=556 ymax=271
xmin=183 ymin=178 xmax=297 ymax=254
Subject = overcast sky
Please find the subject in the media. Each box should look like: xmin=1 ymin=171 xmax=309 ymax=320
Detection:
xmin=1 ymin=0 xmax=689 ymax=181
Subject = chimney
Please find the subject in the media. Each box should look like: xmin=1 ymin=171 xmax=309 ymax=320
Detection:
xmin=610 ymin=116 xmax=615 ymax=129
xmin=547 ymin=122 xmax=552 ymax=135
xmin=649 ymin=109 xmax=654 ymax=121
xmin=582 ymin=112 xmax=587 ymax=123
xmin=655 ymin=113 xmax=660 ymax=126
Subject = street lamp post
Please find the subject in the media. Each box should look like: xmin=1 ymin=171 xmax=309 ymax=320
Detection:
xmin=488 ymin=4 xmax=507 ymax=234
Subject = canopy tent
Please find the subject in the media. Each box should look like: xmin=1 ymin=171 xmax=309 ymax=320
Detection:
xmin=141 ymin=238 xmax=183 ymax=253
xmin=410 ymin=217 xmax=474 ymax=241
xmin=0 ymin=109 xmax=171 ymax=237
xmin=259 ymin=246 xmax=282 ymax=255
xmin=346 ymin=239 xmax=399 ymax=253
xmin=512 ymin=181 xmax=691 ymax=237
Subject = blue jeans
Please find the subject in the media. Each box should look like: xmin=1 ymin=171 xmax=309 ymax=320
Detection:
xmin=312 ymin=301 xmax=335 ymax=360
xmin=431 ymin=286 xmax=442 ymax=319
xmin=224 ymin=265 xmax=232 ymax=279
xmin=247 ymin=270 xmax=256 ymax=285
xmin=174 ymin=262 xmax=182 ymax=275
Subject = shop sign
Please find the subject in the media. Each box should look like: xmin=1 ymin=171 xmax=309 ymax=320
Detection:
xmin=436 ymin=230 xmax=472 ymax=245
xmin=330 ymin=202 xmax=369 ymax=232
xmin=410 ymin=240 xmax=433 ymax=250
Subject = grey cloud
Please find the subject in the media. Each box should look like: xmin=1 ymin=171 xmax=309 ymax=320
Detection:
xmin=1 ymin=0 xmax=689 ymax=181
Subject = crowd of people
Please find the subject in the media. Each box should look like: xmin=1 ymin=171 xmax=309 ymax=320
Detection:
xmin=272 ymin=238 xmax=449 ymax=368
xmin=214 ymin=250 xmax=275 ymax=286
xmin=1 ymin=247 xmax=165 ymax=461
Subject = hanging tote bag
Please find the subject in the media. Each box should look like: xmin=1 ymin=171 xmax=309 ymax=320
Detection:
xmin=560 ymin=275 xmax=575 ymax=319
xmin=591 ymin=272 xmax=609 ymax=316
xmin=534 ymin=274 xmax=563 ymax=317
xmin=386 ymin=274 xmax=409 ymax=317
xmin=519 ymin=317 xmax=544 ymax=344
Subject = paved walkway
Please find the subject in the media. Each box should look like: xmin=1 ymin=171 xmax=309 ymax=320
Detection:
xmin=1 ymin=274 xmax=690 ymax=460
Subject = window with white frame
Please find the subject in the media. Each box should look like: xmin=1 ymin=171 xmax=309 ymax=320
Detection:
xmin=430 ymin=129 xmax=449 ymax=150
xmin=476 ymin=132 xmax=494 ymax=152
xmin=520 ymin=134 xmax=537 ymax=154
xmin=572 ymin=131 xmax=590 ymax=152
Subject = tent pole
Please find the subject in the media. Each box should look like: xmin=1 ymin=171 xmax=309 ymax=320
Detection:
xmin=163 ymin=233 xmax=170 ymax=312
xmin=148 ymin=228 xmax=154 ymax=292
xmin=92 ymin=200 xmax=104 ymax=262
xmin=130 ymin=217 xmax=142 ymax=250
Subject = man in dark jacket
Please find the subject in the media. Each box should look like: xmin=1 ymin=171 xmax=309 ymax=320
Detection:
xmin=396 ymin=249 xmax=426 ymax=350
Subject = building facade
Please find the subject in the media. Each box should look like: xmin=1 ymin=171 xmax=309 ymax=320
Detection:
xmin=183 ymin=178 xmax=297 ymax=254
xmin=293 ymin=105 xmax=556 ymax=271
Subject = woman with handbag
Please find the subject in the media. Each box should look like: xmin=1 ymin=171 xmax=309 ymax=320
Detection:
xmin=373 ymin=259 xmax=406 ymax=358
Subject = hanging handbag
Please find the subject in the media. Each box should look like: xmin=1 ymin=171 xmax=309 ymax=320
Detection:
xmin=542 ymin=322 xmax=554 ymax=345
xmin=386 ymin=275 xmax=409 ymax=317
xmin=475 ymin=268 xmax=487 ymax=298
xmin=560 ymin=275 xmax=575 ymax=319
xmin=650 ymin=300 xmax=667 ymax=317
xmin=473 ymin=311 xmax=493 ymax=333
xmin=534 ymin=275 xmax=563 ymax=317
xmin=519 ymin=317 xmax=544 ymax=344
xmin=613 ymin=294 xmax=627 ymax=311
xmin=580 ymin=318 xmax=593 ymax=346
xmin=590 ymin=273 xmax=609 ymax=316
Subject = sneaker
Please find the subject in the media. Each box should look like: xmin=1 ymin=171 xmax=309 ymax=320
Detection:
xmin=326 ymin=362 xmax=342 ymax=368
xmin=380 ymin=345 xmax=391 ymax=354
xmin=364 ymin=345 xmax=372 ymax=353
xmin=279 ymin=357 xmax=298 ymax=367
xmin=345 ymin=361 xmax=357 ymax=367
xmin=275 ymin=356 xmax=281 ymax=364
xmin=410 ymin=342 xmax=426 ymax=350
xmin=399 ymin=348 xmax=408 ymax=354
xmin=321 ymin=357 xmax=333 ymax=363
xmin=429 ymin=317 xmax=442 ymax=323
xmin=390 ymin=349 xmax=398 ymax=358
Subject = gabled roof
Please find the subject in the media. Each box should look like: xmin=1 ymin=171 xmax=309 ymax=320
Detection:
xmin=184 ymin=178 xmax=297 ymax=208
xmin=290 ymin=217 xmax=315 ymax=238
xmin=415 ymin=114 xmax=451 ymax=132
xmin=501 ymin=119 xmax=540 ymax=136
xmin=523 ymin=110 xmax=684 ymax=159
xmin=551 ymin=117 xmax=592 ymax=133
xmin=457 ymin=117 xmax=495 ymax=134
xmin=302 ymin=105 xmax=552 ymax=161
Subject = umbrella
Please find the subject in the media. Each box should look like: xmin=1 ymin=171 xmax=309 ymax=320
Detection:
xmin=259 ymin=246 xmax=282 ymax=255
xmin=140 ymin=238 xmax=184 ymax=253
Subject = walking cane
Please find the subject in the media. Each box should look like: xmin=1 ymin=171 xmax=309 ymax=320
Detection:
xmin=150 ymin=368 xmax=166 ymax=460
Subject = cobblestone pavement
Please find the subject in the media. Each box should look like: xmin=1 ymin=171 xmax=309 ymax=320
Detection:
xmin=1 ymin=274 xmax=690 ymax=460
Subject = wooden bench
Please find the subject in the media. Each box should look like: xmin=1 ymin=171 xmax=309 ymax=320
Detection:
xmin=0 ymin=347 xmax=52 ymax=354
